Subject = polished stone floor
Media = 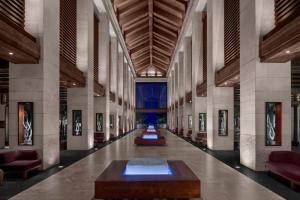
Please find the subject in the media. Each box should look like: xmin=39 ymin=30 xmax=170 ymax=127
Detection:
xmin=10 ymin=130 xmax=283 ymax=200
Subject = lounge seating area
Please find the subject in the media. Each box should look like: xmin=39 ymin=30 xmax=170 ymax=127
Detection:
xmin=94 ymin=132 xmax=105 ymax=144
xmin=195 ymin=132 xmax=207 ymax=146
xmin=266 ymin=151 xmax=300 ymax=188
xmin=0 ymin=150 xmax=41 ymax=179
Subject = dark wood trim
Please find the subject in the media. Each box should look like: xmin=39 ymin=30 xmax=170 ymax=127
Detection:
xmin=0 ymin=14 xmax=39 ymax=63
xmin=260 ymin=14 xmax=300 ymax=63
xmin=94 ymin=80 xmax=105 ymax=97
xmin=196 ymin=81 xmax=207 ymax=97
xmin=215 ymin=58 xmax=240 ymax=87
xmin=60 ymin=55 xmax=85 ymax=87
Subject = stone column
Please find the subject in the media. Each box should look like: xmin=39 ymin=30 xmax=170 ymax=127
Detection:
xmin=178 ymin=52 xmax=185 ymax=132
xmin=174 ymin=62 xmax=179 ymax=130
xmin=67 ymin=0 xmax=94 ymax=150
xmin=183 ymin=37 xmax=192 ymax=136
xmin=206 ymin=0 xmax=234 ymax=150
xmin=9 ymin=0 xmax=60 ymax=169
xmin=109 ymin=37 xmax=118 ymax=137
xmin=240 ymin=0 xmax=291 ymax=170
xmin=192 ymin=11 xmax=207 ymax=141
xmin=117 ymin=50 xmax=124 ymax=135
xmin=123 ymin=63 xmax=128 ymax=132
xmin=94 ymin=13 xmax=110 ymax=141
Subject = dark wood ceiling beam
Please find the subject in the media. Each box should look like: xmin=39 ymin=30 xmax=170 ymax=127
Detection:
xmin=160 ymin=0 xmax=186 ymax=13
xmin=153 ymin=42 xmax=172 ymax=56
xmin=119 ymin=0 xmax=148 ymax=18
xmin=154 ymin=17 xmax=179 ymax=33
xmin=114 ymin=0 xmax=140 ymax=11
xmin=123 ymin=17 xmax=148 ymax=34
xmin=131 ymin=49 xmax=149 ymax=59
xmin=153 ymin=58 xmax=168 ymax=68
xmin=119 ymin=8 xmax=148 ymax=29
xmin=133 ymin=55 xmax=150 ymax=65
xmin=153 ymin=7 xmax=182 ymax=27
xmin=153 ymin=0 xmax=184 ymax=19
xmin=126 ymin=27 xmax=149 ymax=44
xmin=128 ymin=38 xmax=149 ymax=51
xmin=153 ymin=34 xmax=176 ymax=47
xmin=154 ymin=23 xmax=178 ymax=38
xmin=127 ymin=34 xmax=149 ymax=49
xmin=149 ymin=0 xmax=153 ymax=66
xmin=153 ymin=31 xmax=177 ymax=46
xmin=130 ymin=42 xmax=149 ymax=55
xmin=125 ymin=23 xmax=148 ymax=38
xmin=152 ymin=53 xmax=169 ymax=65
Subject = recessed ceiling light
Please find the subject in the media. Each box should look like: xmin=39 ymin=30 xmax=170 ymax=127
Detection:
xmin=234 ymin=76 xmax=238 ymax=80
xmin=8 ymin=52 xmax=13 ymax=55
xmin=286 ymin=50 xmax=291 ymax=54
xmin=58 ymin=165 xmax=64 ymax=169
xmin=224 ymin=82 xmax=228 ymax=85
xmin=235 ymin=165 xmax=241 ymax=169
xmin=72 ymin=82 xmax=76 ymax=86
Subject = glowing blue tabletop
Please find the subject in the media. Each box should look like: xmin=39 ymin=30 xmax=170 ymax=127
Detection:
xmin=124 ymin=157 xmax=172 ymax=175
xmin=142 ymin=134 xmax=158 ymax=139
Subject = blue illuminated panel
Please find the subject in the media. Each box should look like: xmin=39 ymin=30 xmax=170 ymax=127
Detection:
xmin=124 ymin=157 xmax=172 ymax=175
xmin=142 ymin=134 xmax=158 ymax=139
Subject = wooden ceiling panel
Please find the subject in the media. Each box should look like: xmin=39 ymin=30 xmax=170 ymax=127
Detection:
xmin=111 ymin=0 xmax=189 ymax=77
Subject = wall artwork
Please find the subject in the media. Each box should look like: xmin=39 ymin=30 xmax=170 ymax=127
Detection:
xmin=110 ymin=114 xmax=114 ymax=129
xmin=265 ymin=102 xmax=282 ymax=146
xmin=218 ymin=110 xmax=228 ymax=136
xmin=72 ymin=110 xmax=82 ymax=136
xmin=188 ymin=115 xmax=192 ymax=129
xmin=96 ymin=113 xmax=103 ymax=132
xmin=18 ymin=102 xmax=33 ymax=145
xmin=199 ymin=113 xmax=206 ymax=132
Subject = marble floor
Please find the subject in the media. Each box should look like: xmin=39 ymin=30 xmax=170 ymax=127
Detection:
xmin=9 ymin=130 xmax=283 ymax=200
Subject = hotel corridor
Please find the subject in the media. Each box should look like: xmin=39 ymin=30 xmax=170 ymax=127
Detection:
xmin=10 ymin=130 xmax=282 ymax=200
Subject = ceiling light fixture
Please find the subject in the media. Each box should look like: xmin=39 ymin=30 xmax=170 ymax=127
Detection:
xmin=224 ymin=82 xmax=228 ymax=86
xmin=8 ymin=52 xmax=13 ymax=55
xmin=72 ymin=83 xmax=76 ymax=86
xmin=286 ymin=50 xmax=291 ymax=54
xmin=235 ymin=165 xmax=241 ymax=169
xmin=58 ymin=165 xmax=64 ymax=169
xmin=234 ymin=76 xmax=238 ymax=80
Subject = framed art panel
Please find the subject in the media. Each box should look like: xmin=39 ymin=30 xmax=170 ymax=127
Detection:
xmin=188 ymin=115 xmax=192 ymax=129
xmin=96 ymin=113 xmax=103 ymax=132
xmin=18 ymin=102 xmax=33 ymax=145
xmin=218 ymin=110 xmax=228 ymax=136
xmin=199 ymin=113 xmax=206 ymax=132
xmin=265 ymin=102 xmax=282 ymax=146
xmin=72 ymin=110 xmax=82 ymax=136
xmin=110 ymin=114 xmax=114 ymax=129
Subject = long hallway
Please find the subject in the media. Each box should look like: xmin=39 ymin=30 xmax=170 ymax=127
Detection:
xmin=10 ymin=130 xmax=282 ymax=200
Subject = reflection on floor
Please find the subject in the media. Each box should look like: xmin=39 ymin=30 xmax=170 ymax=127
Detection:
xmin=176 ymin=135 xmax=300 ymax=200
xmin=0 ymin=133 xmax=129 ymax=200
xmin=4 ymin=129 xmax=288 ymax=200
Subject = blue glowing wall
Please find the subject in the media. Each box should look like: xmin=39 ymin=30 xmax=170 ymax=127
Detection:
xmin=136 ymin=82 xmax=167 ymax=109
xmin=136 ymin=112 xmax=167 ymax=128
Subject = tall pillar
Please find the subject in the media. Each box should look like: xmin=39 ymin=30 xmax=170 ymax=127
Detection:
xmin=183 ymin=37 xmax=192 ymax=136
xmin=240 ymin=0 xmax=291 ymax=170
xmin=117 ymin=50 xmax=124 ymax=135
xmin=109 ymin=37 xmax=118 ymax=137
xmin=123 ymin=63 xmax=128 ymax=132
xmin=9 ymin=0 xmax=60 ymax=168
xmin=207 ymin=0 xmax=234 ymax=150
xmin=174 ymin=62 xmax=179 ymax=130
xmin=94 ymin=13 xmax=110 ymax=141
xmin=192 ymin=11 xmax=207 ymax=140
xmin=67 ymin=0 xmax=94 ymax=150
xmin=178 ymin=52 xmax=185 ymax=132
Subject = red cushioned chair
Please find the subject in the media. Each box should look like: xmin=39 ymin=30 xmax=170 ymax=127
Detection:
xmin=0 ymin=150 xmax=42 ymax=179
xmin=266 ymin=151 xmax=300 ymax=188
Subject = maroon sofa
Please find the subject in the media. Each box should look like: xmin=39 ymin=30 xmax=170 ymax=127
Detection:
xmin=134 ymin=136 xmax=166 ymax=146
xmin=94 ymin=132 xmax=105 ymax=144
xmin=266 ymin=151 xmax=300 ymax=188
xmin=0 ymin=150 xmax=41 ymax=178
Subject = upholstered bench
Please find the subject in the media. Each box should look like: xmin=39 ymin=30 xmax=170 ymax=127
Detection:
xmin=0 ymin=150 xmax=41 ymax=179
xmin=0 ymin=168 xmax=3 ymax=185
xmin=266 ymin=151 xmax=300 ymax=188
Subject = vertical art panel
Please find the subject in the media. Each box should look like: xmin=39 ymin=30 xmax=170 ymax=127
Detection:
xmin=72 ymin=110 xmax=82 ymax=136
xmin=18 ymin=102 xmax=33 ymax=145
xmin=266 ymin=102 xmax=282 ymax=146
xmin=199 ymin=113 xmax=206 ymax=132
xmin=188 ymin=115 xmax=192 ymax=129
xmin=218 ymin=110 xmax=228 ymax=136
xmin=96 ymin=113 xmax=103 ymax=132
xmin=110 ymin=114 xmax=114 ymax=129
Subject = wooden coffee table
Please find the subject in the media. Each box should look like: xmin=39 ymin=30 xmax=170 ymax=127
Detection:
xmin=94 ymin=160 xmax=201 ymax=199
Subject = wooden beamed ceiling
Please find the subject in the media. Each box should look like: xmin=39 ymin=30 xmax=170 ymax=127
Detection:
xmin=112 ymin=0 xmax=189 ymax=77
